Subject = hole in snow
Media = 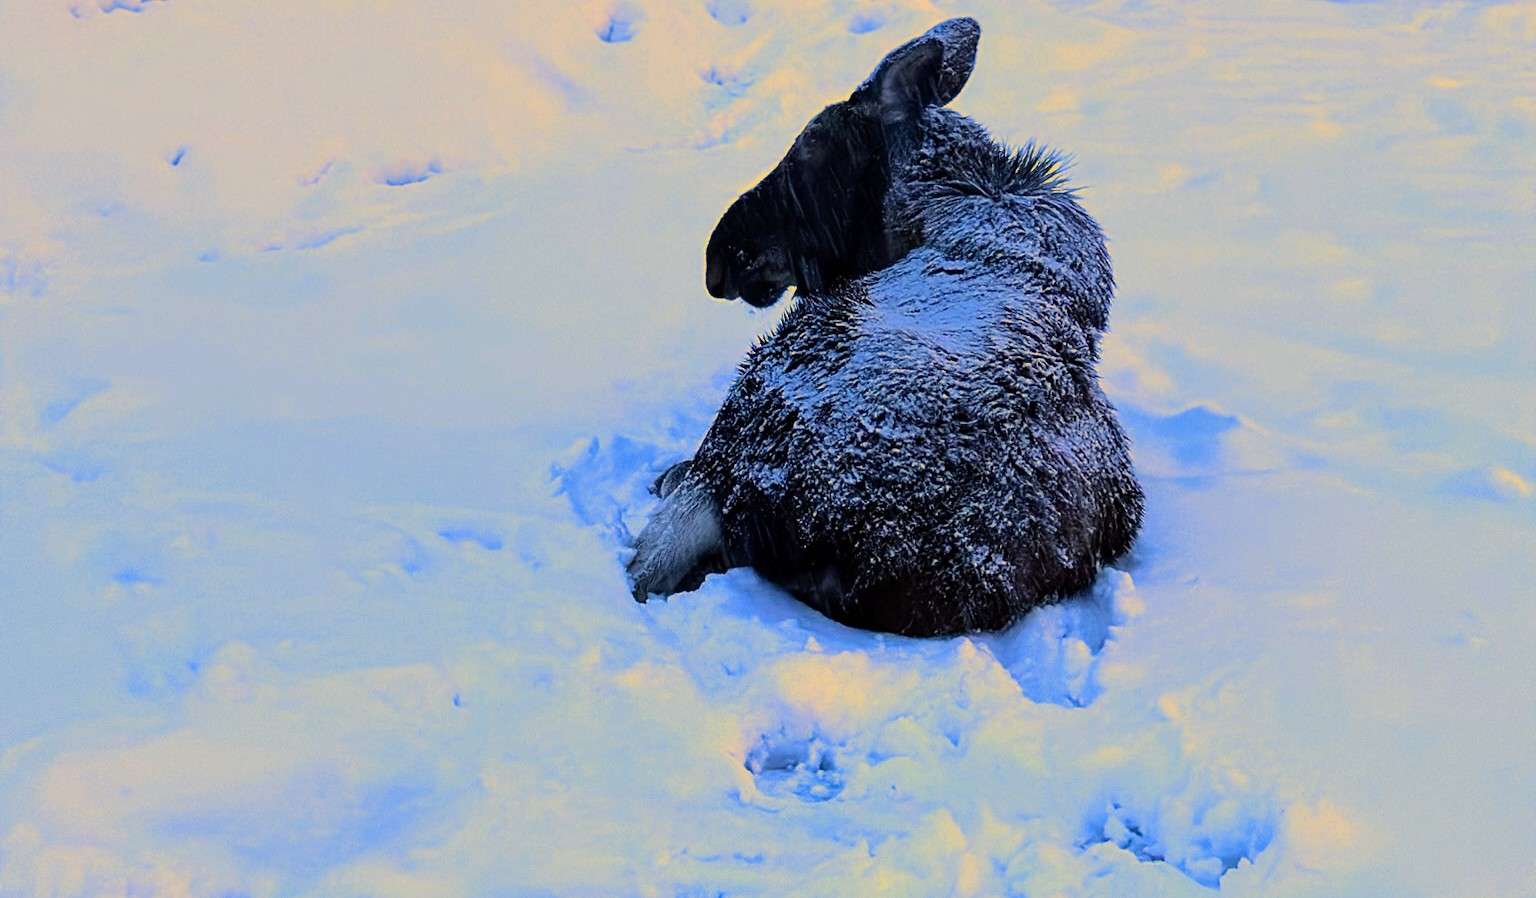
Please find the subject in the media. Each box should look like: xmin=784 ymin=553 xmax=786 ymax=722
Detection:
xmin=1081 ymin=794 xmax=1278 ymax=889
xmin=94 ymin=0 xmax=166 ymax=14
xmin=848 ymin=11 xmax=888 ymax=34
xmin=701 ymin=65 xmax=753 ymax=97
xmin=984 ymin=568 xmax=1139 ymax=708
xmin=745 ymin=730 xmax=844 ymax=803
xmin=378 ymin=159 xmax=442 ymax=187
xmin=596 ymin=5 xmax=643 ymax=43
xmin=438 ymin=525 xmax=505 ymax=551
xmin=706 ymin=0 xmax=751 ymax=26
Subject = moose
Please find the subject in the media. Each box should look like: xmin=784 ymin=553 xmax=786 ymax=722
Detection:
xmin=627 ymin=17 xmax=1143 ymax=636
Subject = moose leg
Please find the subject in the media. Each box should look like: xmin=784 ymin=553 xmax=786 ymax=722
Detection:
xmin=628 ymin=478 xmax=723 ymax=600
xmin=650 ymin=458 xmax=693 ymax=498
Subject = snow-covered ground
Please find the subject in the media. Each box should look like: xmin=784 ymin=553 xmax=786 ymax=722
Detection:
xmin=2 ymin=1 xmax=1534 ymax=895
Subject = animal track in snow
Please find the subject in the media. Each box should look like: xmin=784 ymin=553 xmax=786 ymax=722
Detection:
xmin=1 ymin=253 xmax=48 ymax=297
xmin=596 ymin=4 xmax=644 ymax=43
xmin=554 ymin=433 xmax=686 ymax=544
xmin=1081 ymin=790 xmax=1278 ymax=888
xmin=706 ymin=0 xmax=751 ymax=27
xmin=437 ymin=525 xmax=504 ymax=551
xmin=983 ymin=567 xmax=1143 ymax=708
xmin=701 ymin=65 xmax=754 ymax=99
xmin=744 ymin=728 xmax=844 ymax=803
xmin=847 ymin=11 xmax=888 ymax=34
xmin=377 ymin=159 xmax=442 ymax=187
xmin=71 ymin=0 xmax=165 ymax=17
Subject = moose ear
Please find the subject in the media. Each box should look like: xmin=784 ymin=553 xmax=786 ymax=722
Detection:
xmin=871 ymin=37 xmax=944 ymax=122
xmin=852 ymin=17 xmax=981 ymax=118
xmin=927 ymin=16 xmax=980 ymax=105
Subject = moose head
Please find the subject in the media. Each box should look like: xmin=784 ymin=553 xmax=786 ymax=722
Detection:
xmin=704 ymin=17 xmax=981 ymax=307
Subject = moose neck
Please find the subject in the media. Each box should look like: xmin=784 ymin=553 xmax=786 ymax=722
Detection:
xmin=885 ymin=109 xmax=1116 ymax=333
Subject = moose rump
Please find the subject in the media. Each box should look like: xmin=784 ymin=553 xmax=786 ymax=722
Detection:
xmin=627 ymin=17 xmax=1144 ymax=636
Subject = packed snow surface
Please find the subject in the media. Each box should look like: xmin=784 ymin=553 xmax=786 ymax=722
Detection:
xmin=2 ymin=1 xmax=1534 ymax=896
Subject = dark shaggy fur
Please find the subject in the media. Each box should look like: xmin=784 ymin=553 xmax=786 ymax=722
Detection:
xmin=629 ymin=18 xmax=1143 ymax=636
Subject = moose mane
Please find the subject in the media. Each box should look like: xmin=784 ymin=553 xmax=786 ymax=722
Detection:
xmin=887 ymin=107 xmax=1115 ymax=334
xmin=910 ymin=137 xmax=1073 ymax=202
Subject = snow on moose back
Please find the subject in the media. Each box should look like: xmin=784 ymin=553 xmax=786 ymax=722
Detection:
xmin=628 ymin=17 xmax=1143 ymax=637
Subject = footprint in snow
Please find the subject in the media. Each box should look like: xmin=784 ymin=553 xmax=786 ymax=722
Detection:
xmin=744 ymin=728 xmax=845 ymax=804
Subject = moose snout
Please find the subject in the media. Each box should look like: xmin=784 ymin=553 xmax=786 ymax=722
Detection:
xmin=706 ymin=254 xmax=732 ymax=299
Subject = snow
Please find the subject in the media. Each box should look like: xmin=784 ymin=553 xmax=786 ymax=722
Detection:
xmin=1 ymin=1 xmax=1534 ymax=896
